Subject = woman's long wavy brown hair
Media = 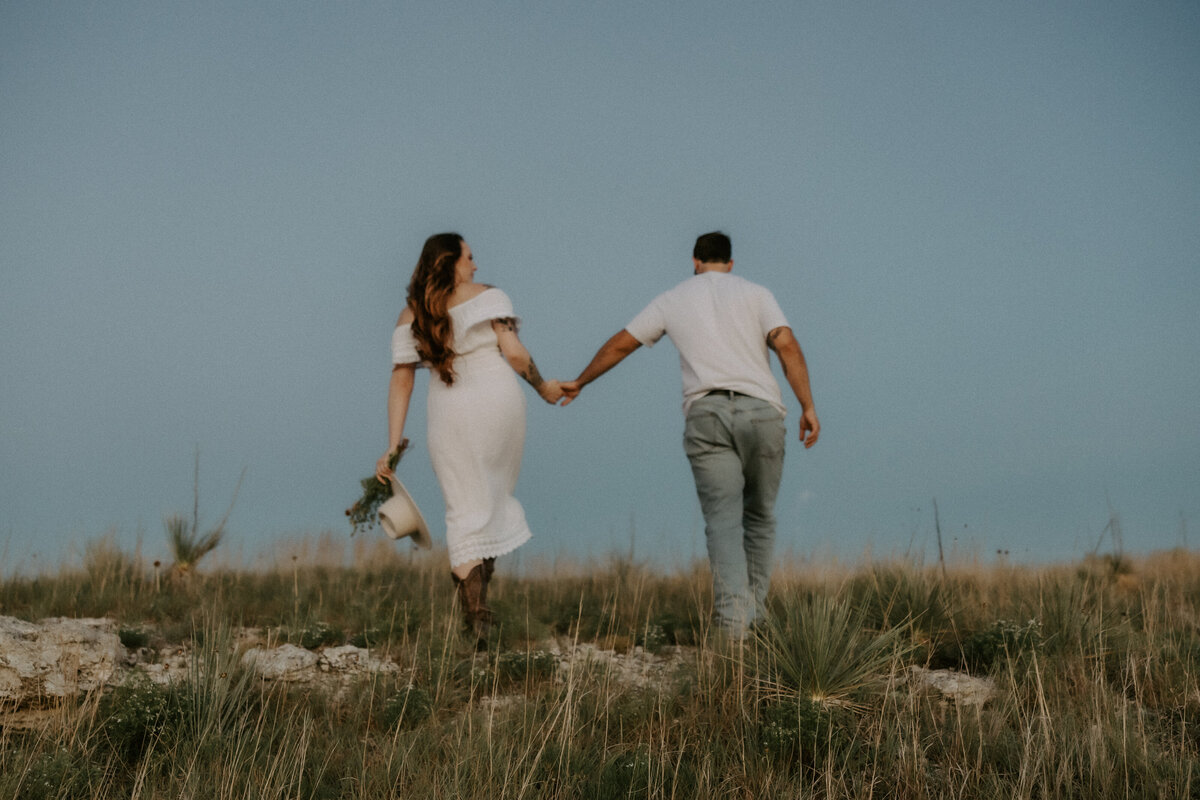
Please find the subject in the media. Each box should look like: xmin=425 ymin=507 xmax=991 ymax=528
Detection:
xmin=407 ymin=232 xmax=463 ymax=385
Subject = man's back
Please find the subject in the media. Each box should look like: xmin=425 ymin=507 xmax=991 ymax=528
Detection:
xmin=625 ymin=271 xmax=789 ymax=415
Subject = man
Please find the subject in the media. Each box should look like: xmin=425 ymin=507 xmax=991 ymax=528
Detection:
xmin=559 ymin=231 xmax=819 ymax=637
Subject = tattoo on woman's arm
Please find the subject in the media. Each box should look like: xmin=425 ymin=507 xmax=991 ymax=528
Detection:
xmin=520 ymin=359 xmax=545 ymax=389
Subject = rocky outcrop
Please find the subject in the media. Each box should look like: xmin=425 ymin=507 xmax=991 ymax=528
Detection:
xmin=0 ymin=616 xmax=126 ymax=701
xmin=905 ymin=666 xmax=996 ymax=707
xmin=0 ymin=617 xmax=403 ymax=705
xmin=241 ymin=643 xmax=399 ymax=683
xmin=545 ymin=640 xmax=689 ymax=692
xmin=241 ymin=643 xmax=320 ymax=681
xmin=318 ymin=644 xmax=400 ymax=677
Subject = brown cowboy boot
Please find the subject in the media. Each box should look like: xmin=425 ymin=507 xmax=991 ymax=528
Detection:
xmin=452 ymin=561 xmax=493 ymax=647
xmin=478 ymin=557 xmax=495 ymax=619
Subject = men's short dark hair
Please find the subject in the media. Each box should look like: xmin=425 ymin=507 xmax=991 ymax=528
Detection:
xmin=693 ymin=231 xmax=731 ymax=263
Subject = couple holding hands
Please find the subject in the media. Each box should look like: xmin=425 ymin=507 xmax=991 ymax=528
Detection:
xmin=375 ymin=231 xmax=818 ymax=644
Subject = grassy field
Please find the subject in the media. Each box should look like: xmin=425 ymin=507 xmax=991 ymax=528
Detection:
xmin=1 ymin=534 xmax=1198 ymax=799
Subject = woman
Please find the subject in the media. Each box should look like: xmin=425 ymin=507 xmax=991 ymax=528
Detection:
xmin=376 ymin=233 xmax=561 ymax=643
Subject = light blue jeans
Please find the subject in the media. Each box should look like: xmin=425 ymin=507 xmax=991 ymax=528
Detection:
xmin=684 ymin=393 xmax=786 ymax=636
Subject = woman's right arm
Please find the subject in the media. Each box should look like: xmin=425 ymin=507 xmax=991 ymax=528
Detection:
xmin=492 ymin=318 xmax=562 ymax=403
xmin=376 ymin=363 xmax=417 ymax=482
xmin=377 ymin=307 xmax=418 ymax=482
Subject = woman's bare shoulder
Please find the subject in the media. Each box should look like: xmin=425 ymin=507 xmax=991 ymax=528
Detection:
xmin=449 ymin=283 xmax=495 ymax=308
xmin=397 ymin=306 xmax=415 ymax=325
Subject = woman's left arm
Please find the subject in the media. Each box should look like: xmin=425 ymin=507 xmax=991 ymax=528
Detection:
xmin=492 ymin=318 xmax=562 ymax=403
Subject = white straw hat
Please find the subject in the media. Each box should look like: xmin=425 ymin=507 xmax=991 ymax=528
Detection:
xmin=378 ymin=476 xmax=431 ymax=549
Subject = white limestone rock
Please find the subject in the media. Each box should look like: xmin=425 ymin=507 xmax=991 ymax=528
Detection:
xmin=906 ymin=666 xmax=996 ymax=707
xmin=0 ymin=616 xmax=126 ymax=700
xmin=241 ymin=643 xmax=398 ymax=683
xmin=241 ymin=643 xmax=320 ymax=681
xmin=319 ymin=644 xmax=399 ymax=676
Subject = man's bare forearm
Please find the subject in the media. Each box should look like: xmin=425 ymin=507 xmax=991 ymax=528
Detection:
xmin=768 ymin=326 xmax=819 ymax=446
xmin=575 ymin=329 xmax=642 ymax=387
xmin=779 ymin=347 xmax=814 ymax=412
xmin=768 ymin=327 xmax=815 ymax=412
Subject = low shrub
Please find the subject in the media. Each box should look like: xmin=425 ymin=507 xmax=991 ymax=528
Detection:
xmin=97 ymin=678 xmax=191 ymax=765
xmin=381 ymin=684 xmax=433 ymax=730
xmin=960 ymin=618 xmax=1043 ymax=672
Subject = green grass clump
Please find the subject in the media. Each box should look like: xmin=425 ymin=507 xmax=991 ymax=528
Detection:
xmin=380 ymin=683 xmax=434 ymax=730
xmin=279 ymin=620 xmax=343 ymax=649
xmin=756 ymin=697 xmax=864 ymax=777
xmin=495 ymin=649 xmax=558 ymax=687
xmin=97 ymin=677 xmax=191 ymax=764
xmin=959 ymin=617 xmax=1043 ymax=672
xmin=10 ymin=749 xmax=100 ymax=800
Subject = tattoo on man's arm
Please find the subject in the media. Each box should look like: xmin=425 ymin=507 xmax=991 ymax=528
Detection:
xmin=766 ymin=329 xmax=784 ymax=351
xmin=496 ymin=317 xmax=518 ymax=333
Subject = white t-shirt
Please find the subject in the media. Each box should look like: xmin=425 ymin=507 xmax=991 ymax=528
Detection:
xmin=625 ymin=271 xmax=790 ymax=416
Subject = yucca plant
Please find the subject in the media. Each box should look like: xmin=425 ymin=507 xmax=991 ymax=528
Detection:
xmin=754 ymin=592 xmax=913 ymax=707
xmin=164 ymin=450 xmax=244 ymax=579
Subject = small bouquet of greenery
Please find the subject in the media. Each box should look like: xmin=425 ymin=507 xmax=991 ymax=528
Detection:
xmin=346 ymin=439 xmax=409 ymax=535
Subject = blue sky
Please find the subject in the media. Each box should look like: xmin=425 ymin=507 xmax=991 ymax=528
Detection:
xmin=2 ymin=1 xmax=1198 ymax=571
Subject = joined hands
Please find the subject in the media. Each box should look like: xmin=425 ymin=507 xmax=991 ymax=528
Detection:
xmin=557 ymin=380 xmax=581 ymax=405
xmin=537 ymin=379 xmax=565 ymax=404
xmin=540 ymin=379 xmax=581 ymax=406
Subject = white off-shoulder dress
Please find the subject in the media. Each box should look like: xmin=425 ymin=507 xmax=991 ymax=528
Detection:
xmin=390 ymin=288 xmax=533 ymax=567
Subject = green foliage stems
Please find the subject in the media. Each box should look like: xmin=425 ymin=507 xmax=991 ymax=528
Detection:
xmin=345 ymin=438 xmax=408 ymax=535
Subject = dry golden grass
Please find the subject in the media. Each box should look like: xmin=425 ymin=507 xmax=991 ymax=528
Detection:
xmin=1 ymin=540 xmax=1198 ymax=798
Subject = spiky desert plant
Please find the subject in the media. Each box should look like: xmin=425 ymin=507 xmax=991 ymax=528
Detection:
xmin=754 ymin=592 xmax=913 ymax=707
xmin=164 ymin=515 xmax=222 ymax=578
xmin=164 ymin=450 xmax=244 ymax=579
